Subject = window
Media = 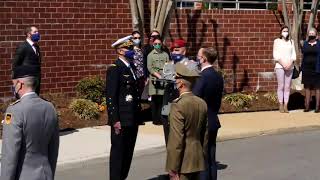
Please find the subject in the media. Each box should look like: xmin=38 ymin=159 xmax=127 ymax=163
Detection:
xmin=176 ymin=0 xmax=278 ymax=10
xmin=176 ymin=1 xmax=195 ymax=9
xmin=211 ymin=0 xmax=236 ymax=9
xmin=239 ymin=0 xmax=267 ymax=9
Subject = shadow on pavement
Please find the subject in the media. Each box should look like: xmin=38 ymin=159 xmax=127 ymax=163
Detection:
xmin=147 ymin=174 xmax=169 ymax=180
xmin=146 ymin=161 xmax=228 ymax=179
xmin=217 ymin=161 xmax=228 ymax=170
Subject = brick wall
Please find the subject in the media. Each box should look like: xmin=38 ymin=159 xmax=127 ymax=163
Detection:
xmin=0 ymin=0 xmax=313 ymax=101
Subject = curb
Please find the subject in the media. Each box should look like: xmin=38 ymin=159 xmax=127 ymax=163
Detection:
xmin=56 ymin=125 xmax=320 ymax=170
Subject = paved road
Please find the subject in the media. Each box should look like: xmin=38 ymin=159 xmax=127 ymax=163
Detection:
xmin=56 ymin=130 xmax=320 ymax=180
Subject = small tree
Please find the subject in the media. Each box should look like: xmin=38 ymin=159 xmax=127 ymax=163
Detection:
xmin=281 ymin=0 xmax=320 ymax=65
xmin=129 ymin=0 xmax=175 ymax=40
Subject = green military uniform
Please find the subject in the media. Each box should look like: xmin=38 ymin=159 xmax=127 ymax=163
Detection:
xmin=166 ymin=63 xmax=208 ymax=180
xmin=147 ymin=49 xmax=169 ymax=96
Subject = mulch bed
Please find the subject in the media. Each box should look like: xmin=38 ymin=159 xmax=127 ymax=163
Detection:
xmin=0 ymin=91 xmax=307 ymax=139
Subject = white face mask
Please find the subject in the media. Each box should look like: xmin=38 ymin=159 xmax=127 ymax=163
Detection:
xmin=282 ymin=32 xmax=289 ymax=38
xmin=132 ymin=39 xmax=141 ymax=46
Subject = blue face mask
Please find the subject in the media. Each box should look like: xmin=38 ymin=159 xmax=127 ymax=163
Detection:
xmin=31 ymin=33 xmax=40 ymax=42
xmin=124 ymin=50 xmax=135 ymax=60
xmin=171 ymin=53 xmax=184 ymax=63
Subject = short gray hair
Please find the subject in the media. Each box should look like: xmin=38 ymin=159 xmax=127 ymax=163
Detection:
xmin=308 ymin=27 xmax=318 ymax=35
xmin=18 ymin=76 xmax=37 ymax=90
xmin=181 ymin=79 xmax=192 ymax=90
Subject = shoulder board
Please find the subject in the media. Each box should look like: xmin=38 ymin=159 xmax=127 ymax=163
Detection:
xmin=110 ymin=64 xmax=117 ymax=67
xmin=173 ymin=97 xmax=181 ymax=103
xmin=9 ymin=99 xmax=21 ymax=106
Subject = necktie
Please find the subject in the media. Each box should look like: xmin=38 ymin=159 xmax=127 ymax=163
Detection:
xmin=32 ymin=44 xmax=39 ymax=56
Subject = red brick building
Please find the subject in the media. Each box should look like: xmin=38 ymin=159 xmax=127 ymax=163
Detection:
xmin=0 ymin=0 xmax=315 ymax=101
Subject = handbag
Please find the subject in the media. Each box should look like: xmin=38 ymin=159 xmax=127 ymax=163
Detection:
xmin=292 ymin=65 xmax=300 ymax=79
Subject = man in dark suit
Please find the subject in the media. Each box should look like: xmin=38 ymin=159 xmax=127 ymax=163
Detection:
xmin=106 ymin=35 xmax=141 ymax=180
xmin=193 ymin=47 xmax=224 ymax=180
xmin=12 ymin=26 xmax=42 ymax=95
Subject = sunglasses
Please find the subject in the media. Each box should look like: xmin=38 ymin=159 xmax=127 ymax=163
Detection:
xmin=133 ymin=37 xmax=141 ymax=39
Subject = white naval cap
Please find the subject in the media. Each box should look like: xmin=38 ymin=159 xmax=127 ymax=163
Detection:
xmin=111 ymin=35 xmax=133 ymax=48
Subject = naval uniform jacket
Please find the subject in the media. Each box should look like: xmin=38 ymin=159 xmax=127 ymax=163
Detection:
xmin=106 ymin=58 xmax=141 ymax=127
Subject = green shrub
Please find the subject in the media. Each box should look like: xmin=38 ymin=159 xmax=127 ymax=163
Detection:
xmin=69 ymin=99 xmax=99 ymax=120
xmin=263 ymin=92 xmax=278 ymax=103
xmin=75 ymin=76 xmax=105 ymax=103
xmin=223 ymin=93 xmax=256 ymax=109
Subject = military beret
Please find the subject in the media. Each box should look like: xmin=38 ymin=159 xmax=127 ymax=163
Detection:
xmin=12 ymin=65 xmax=40 ymax=79
xmin=111 ymin=35 xmax=134 ymax=49
xmin=171 ymin=39 xmax=186 ymax=50
xmin=175 ymin=63 xmax=199 ymax=79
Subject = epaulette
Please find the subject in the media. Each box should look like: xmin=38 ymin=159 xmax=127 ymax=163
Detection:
xmin=173 ymin=97 xmax=181 ymax=103
xmin=107 ymin=64 xmax=117 ymax=71
xmin=9 ymin=99 xmax=20 ymax=106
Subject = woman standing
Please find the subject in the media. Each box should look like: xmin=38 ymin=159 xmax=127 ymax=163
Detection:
xmin=147 ymin=37 xmax=169 ymax=125
xmin=301 ymin=28 xmax=320 ymax=112
xmin=273 ymin=26 xmax=296 ymax=113
xmin=131 ymin=31 xmax=145 ymax=96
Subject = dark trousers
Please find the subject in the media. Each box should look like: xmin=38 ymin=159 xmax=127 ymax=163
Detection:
xmin=151 ymin=95 xmax=163 ymax=125
xmin=200 ymin=129 xmax=218 ymax=180
xmin=180 ymin=172 xmax=200 ymax=180
xmin=110 ymin=125 xmax=139 ymax=180
xmin=161 ymin=115 xmax=170 ymax=146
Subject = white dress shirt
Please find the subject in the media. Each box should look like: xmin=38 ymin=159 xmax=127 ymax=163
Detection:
xmin=26 ymin=39 xmax=37 ymax=54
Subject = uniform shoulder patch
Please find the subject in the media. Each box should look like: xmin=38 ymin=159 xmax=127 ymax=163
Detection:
xmin=4 ymin=113 xmax=12 ymax=125
xmin=9 ymin=99 xmax=20 ymax=106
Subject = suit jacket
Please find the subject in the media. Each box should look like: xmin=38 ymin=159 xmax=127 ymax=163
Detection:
xmin=12 ymin=41 xmax=41 ymax=72
xmin=193 ymin=67 xmax=224 ymax=131
xmin=166 ymin=92 xmax=208 ymax=174
xmin=1 ymin=93 xmax=59 ymax=180
xmin=106 ymin=58 xmax=141 ymax=127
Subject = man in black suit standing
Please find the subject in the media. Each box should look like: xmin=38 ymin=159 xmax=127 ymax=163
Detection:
xmin=106 ymin=35 xmax=141 ymax=180
xmin=193 ymin=47 xmax=224 ymax=180
xmin=13 ymin=26 xmax=42 ymax=95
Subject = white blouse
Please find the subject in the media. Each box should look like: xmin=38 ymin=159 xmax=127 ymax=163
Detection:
xmin=273 ymin=38 xmax=296 ymax=69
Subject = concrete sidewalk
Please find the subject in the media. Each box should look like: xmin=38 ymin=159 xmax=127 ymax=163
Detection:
xmin=1 ymin=110 xmax=320 ymax=166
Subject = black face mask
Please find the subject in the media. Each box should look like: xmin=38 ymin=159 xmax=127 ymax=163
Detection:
xmin=11 ymin=83 xmax=21 ymax=99
xmin=309 ymin=36 xmax=317 ymax=41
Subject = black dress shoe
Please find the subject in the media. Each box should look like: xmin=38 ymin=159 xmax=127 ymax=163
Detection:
xmin=304 ymin=109 xmax=310 ymax=112
xmin=315 ymin=108 xmax=320 ymax=113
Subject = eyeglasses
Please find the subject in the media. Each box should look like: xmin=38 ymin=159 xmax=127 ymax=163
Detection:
xmin=150 ymin=35 xmax=160 ymax=38
xmin=153 ymin=43 xmax=161 ymax=45
xmin=133 ymin=37 xmax=141 ymax=39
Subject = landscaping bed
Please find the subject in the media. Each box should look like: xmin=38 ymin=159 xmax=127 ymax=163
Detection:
xmin=0 ymin=75 xmax=307 ymax=140
xmin=0 ymin=91 xmax=286 ymax=139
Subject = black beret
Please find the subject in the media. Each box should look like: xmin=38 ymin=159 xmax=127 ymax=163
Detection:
xmin=12 ymin=66 xmax=40 ymax=79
